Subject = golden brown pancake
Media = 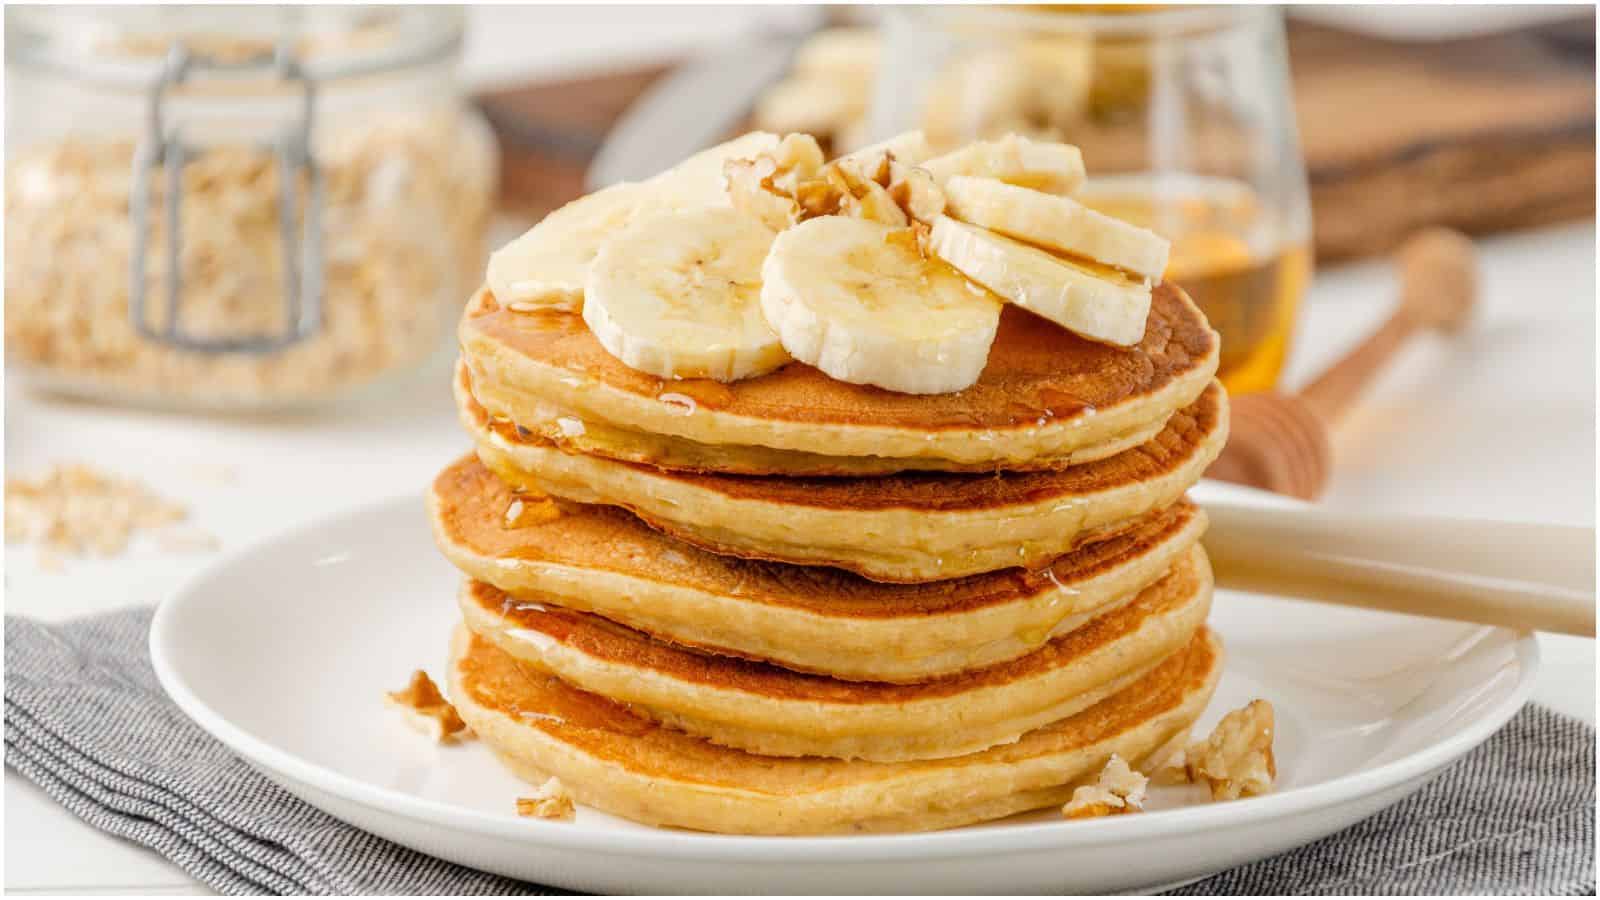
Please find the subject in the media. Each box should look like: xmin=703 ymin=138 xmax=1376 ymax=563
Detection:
xmin=459 ymin=544 xmax=1211 ymax=761
xmin=449 ymin=623 xmax=1223 ymax=834
xmin=461 ymin=361 xmax=1167 ymax=475
xmin=464 ymin=379 xmax=1227 ymax=582
xmin=458 ymin=282 xmax=1218 ymax=470
xmin=430 ymin=454 xmax=1208 ymax=681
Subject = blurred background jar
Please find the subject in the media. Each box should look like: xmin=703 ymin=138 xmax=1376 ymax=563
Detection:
xmin=5 ymin=5 xmax=497 ymax=412
xmin=872 ymin=5 xmax=1311 ymax=394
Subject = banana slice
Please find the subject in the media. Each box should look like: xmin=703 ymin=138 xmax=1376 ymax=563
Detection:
xmin=836 ymin=130 xmax=934 ymax=168
xmin=943 ymin=176 xmax=1170 ymax=279
xmin=792 ymin=27 xmax=880 ymax=79
xmin=929 ymin=216 xmax=1151 ymax=346
xmin=761 ymin=216 xmax=1001 ymax=394
xmin=648 ymin=131 xmax=782 ymax=206
xmin=754 ymin=78 xmax=864 ymax=138
xmin=486 ymin=182 xmax=657 ymax=310
xmin=920 ymin=134 xmax=1086 ymax=195
xmin=585 ymin=207 xmax=788 ymax=382
xmin=487 ymin=134 xmax=780 ymax=310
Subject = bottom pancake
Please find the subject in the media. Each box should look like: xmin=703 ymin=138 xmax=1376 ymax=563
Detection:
xmin=459 ymin=545 xmax=1212 ymax=761
xmin=449 ymin=624 xmax=1223 ymax=835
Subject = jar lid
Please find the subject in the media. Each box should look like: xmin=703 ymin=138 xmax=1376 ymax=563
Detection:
xmin=6 ymin=5 xmax=463 ymax=87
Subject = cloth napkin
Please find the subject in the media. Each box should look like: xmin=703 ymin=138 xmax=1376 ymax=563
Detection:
xmin=6 ymin=609 xmax=1595 ymax=896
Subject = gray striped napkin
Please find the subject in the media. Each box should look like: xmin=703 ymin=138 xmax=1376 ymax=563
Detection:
xmin=6 ymin=609 xmax=1594 ymax=895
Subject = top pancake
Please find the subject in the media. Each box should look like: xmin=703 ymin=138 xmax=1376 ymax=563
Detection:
xmin=458 ymin=281 xmax=1219 ymax=469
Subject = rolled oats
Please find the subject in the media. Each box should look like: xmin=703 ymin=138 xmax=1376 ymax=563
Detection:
xmin=5 ymin=112 xmax=494 ymax=408
xmin=5 ymin=463 xmax=198 ymax=566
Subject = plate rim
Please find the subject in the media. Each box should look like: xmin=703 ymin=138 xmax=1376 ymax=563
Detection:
xmin=150 ymin=489 xmax=1541 ymax=864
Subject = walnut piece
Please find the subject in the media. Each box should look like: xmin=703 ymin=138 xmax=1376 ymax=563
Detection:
xmin=516 ymin=777 xmax=576 ymax=820
xmin=1062 ymin=753 xmax=1148 ymax=819
xmin=386 ymin=670 xmax=469 ymax=743
xmin=1145 ymin=727 xmax=1196 ymax=787
xmin=888 ymin=164 xmax=946 ymax=224
xmin=1181 ymin=699 xmax=1277 ymax=800
xmin=724 ymin=134 xmax=942 ymax=232
xmin=5 ymin=463 xmax=195 ymax=566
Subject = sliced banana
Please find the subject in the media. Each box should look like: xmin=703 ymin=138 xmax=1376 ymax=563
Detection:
xmin=487 ymin=134 xmax=780 ymax=310
xmin=761 ymin=216 xmax=1001 ymax=394
xmin=929 ymin=216 xmax=1151 ymax=346
xmin=792 ymin=27 xmax=880 ymax=80
xmin=753 ymin=77 xmax=863 ymax=137
xmin=584 ymin=207 xmax=788 ymax=382
xmin=648 ymin=131 xmax=781 ymax=206
xmin=920 ymin=134 xmax=1086 ymax=195
xmin=486 ymin=182 xmax=657 ymax=310
xmin=836 ymin=130 xmax=934 ymax=168
xmin=943 ymin=175 xmax=1170 ymax=279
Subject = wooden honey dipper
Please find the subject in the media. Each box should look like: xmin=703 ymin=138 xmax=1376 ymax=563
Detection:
xmin=1208 ymin=228 xmax=1479 ymax=500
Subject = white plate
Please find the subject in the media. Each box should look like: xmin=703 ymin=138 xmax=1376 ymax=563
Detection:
xmin=151 ymin=482 xmax=1538 ymax=895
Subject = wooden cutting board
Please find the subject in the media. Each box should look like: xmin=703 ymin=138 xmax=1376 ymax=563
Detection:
xmin=477 ymin=17 xmax=1595 ymax=261
xmin=1290 ymin=19 xmax=1594 ymax=261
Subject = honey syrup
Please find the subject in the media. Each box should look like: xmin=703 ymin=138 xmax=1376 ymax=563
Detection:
xmin=1080 ymin=175 xmax=1311 ymax=394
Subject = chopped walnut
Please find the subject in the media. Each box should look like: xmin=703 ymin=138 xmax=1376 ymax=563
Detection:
xmin=386 ymin=670 xmax=469 ymax=743
xmin=724 ymin=134 xmax=826 ymax=231
xmin=888 ymin=165 xmax=946 ymax=224
xmin=1062 ymin=753 xmax=1148 ymax=819
xmin=725 ymin=156 xmax=801 ymax=232
xmin=883 ymin=221 xmax=935 ymax=262
xmin=5 ymin=463 xmax=196 ymax=566
xmin=767 ymin=133 xmax=827 ymax=190
xmin=828 ymin=163 xmax=906 ymax=227
xmin=724 ymin=134 xmax=940 ymax=231
xmin=1146 ymin=727 xmax=1196 ymax=787
xmin=1182 ymin=699 xmax=1277 ymax=800
xmin=516 ymin=777 xmax=576 ymax=820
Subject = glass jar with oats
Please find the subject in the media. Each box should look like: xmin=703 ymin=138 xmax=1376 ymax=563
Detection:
xmin=5 ymin=6 xmax=496 ymax=410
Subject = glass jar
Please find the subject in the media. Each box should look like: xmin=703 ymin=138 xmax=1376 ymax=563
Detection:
xmin=874 ymin=6 xmax=1312 ymax=393
xmin=5 ymin=5 xmax=497 ymax=410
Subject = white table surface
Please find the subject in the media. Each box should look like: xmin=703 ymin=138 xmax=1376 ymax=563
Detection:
xmin=5 ymin=11 xmax=1595 ymax=893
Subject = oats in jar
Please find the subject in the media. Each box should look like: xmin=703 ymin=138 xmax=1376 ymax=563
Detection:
xmin=5 ymin=112 xmax=494 ymax=408
xmin=6 ymin=6 xmax=496 ymax=410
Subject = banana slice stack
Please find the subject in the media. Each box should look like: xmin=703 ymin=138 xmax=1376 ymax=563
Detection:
xmin=488 ymin=131 xmax=1169 ymax=395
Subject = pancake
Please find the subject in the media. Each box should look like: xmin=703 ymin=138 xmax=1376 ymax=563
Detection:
xmin=429 ymin=455 xmax=1207 ymax=682
xmin=459 ymin=544 xmax=1211 ymax=761
xmin=463 ymin=361 xmax=1166 ymax=475
xmin=457 ymin=281 xmax=1218 ymax=470
xmin=449 ymin=623 xmax=1223 ymax=834
xmin=463 ymin=378 xmax=1228 ymax=583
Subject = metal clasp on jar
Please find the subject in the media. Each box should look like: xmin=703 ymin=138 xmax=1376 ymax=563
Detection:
xmin=129 ymin=41 xmax=323 ymax=354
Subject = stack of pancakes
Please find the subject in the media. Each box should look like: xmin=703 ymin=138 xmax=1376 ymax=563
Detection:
xmin=429 ymin=280 xmax=1228 ymax=835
